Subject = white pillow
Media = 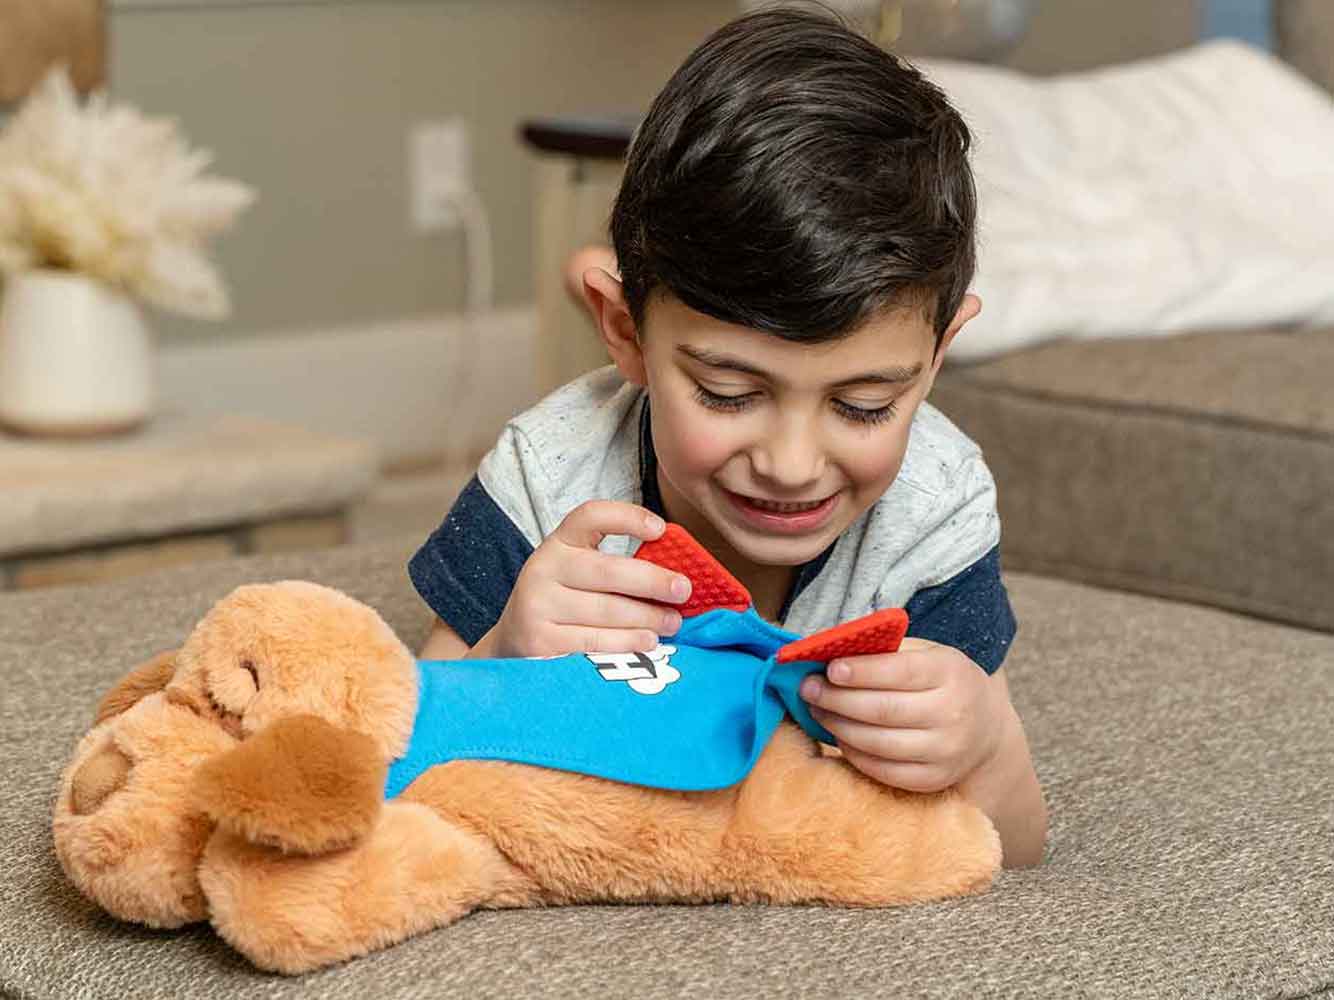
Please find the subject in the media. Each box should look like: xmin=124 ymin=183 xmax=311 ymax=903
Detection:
xmin=917 ymin=41 xmax=1334 ymax=362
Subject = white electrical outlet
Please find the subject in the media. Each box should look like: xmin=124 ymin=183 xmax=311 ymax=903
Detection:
xmin=410 ymin=118 xmax=470 ymax=231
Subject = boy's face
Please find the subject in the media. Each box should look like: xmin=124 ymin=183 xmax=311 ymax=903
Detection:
xmin=591 ymin=273 xmax=979 ymax=575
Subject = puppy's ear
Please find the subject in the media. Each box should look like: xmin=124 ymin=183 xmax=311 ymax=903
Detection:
xmin=190 ymin=715 xmax=386 ymax=855
xmin=94 ymin=649 xmax=179 ymax=725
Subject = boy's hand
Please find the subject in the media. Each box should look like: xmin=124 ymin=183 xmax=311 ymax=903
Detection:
xmin=798 ymin=637 xmax=1008 ymax=793
xmin=487 ymin=501 xmax=693 ymax=659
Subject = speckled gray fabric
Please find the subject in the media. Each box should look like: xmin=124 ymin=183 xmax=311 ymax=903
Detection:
xmin=2 ymin=537 xmax=1332 ymax=1000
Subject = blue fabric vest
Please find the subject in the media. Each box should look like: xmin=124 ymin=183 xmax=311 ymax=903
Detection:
xmin=383 ymin=607 xmax=837 ymax=798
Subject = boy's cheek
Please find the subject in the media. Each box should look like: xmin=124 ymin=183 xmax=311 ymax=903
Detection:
xmin=674 ymin=427 xmax=734 ymax=473
xmin=653 ymin=403 xmax=737 ymax=476
xmin=841 ymin=428 xmax=910 ymax=492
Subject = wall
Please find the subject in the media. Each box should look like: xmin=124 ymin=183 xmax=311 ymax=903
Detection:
xmin=105 ymin=0 xmax=736 ymax=343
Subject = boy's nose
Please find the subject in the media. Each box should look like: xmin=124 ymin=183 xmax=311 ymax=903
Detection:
xmin=750 ymin=433 xmax=826 ymax=490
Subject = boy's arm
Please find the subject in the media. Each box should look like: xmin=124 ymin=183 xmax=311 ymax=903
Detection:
xmin=957 ymin=669 xmax=1048 ymax=868
xmin=417 ymin=618 xmax=501 ymax=660
xmin=895 ymin=543 xmax=1041 ymax=863
xmin=418 ymin=618 xmax=469 ymax=659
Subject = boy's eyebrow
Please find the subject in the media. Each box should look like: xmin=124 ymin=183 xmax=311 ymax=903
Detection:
xmin=676 ymin=345 xmax=923 ymax=388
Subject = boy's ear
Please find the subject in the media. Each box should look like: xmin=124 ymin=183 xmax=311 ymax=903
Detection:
xmin=930 ymin=293 xmax=982 ymax=371
xmin=581 ymin=267 xmax=647 ymax=387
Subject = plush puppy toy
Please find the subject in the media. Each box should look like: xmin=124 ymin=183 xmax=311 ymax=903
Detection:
xmin=54 ymin=526 xmax=1001 ymax=974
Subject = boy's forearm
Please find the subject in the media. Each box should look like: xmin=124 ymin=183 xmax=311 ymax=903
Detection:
xmin=417 ymin=619 xmax=501 ymax=660
xmin=958 ymin=701 xmax=1048 ymax=868
xmin=464 ymin=626 xmax=501 ymax=660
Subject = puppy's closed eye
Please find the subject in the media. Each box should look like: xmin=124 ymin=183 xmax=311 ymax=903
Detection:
xmin=239 ymin=659 xmax=259 ymax=691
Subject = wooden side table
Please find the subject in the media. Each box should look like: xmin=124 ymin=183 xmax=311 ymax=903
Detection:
xmin=0 ymin=414 xmax=379 ymax=589
xmin=519 ymin=115 xmax=637 ymax=398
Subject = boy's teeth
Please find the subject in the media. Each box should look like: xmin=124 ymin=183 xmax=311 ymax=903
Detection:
xmin=748 ymin=497 xmax=824 ymax=513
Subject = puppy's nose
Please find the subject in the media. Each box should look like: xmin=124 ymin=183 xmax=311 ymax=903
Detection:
xmin=70 ymin=745 xmax=131 ymax=815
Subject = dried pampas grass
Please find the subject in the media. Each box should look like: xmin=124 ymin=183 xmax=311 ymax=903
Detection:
xmin=0 ymin=65 xmax=254 ymax=319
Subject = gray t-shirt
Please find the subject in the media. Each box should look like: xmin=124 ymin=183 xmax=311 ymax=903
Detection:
xmin=410 ymin=366 xmax=1016 ymax=672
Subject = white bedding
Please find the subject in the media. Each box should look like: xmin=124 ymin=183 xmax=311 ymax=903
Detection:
xmin=917 ymin=41 xmax=1334 ymax=362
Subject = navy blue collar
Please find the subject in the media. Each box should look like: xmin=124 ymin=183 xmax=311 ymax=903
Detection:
xmin=636 ymin=396 xmax=834 ymax=623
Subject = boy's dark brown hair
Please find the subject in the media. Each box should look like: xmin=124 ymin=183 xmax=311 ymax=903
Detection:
xmin=609 ymin=3 xmax=976 ymax=351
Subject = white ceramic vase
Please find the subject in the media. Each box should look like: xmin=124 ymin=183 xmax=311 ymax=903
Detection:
xmin=0 ymin=269 xmax=154 ymax=436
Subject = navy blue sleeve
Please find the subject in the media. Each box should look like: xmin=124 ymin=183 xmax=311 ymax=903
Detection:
xmin=903 ymin=546 xmax=1017 ymax=674
xmin=407 ymin=475 xmax=535 ymax=646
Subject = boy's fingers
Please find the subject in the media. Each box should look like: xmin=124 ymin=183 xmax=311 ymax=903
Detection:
xmin=553 ymin=501 xmax=665 ymax=550
xmin=825 ymin=649 xmax=938 ymax=690
xmin=838 ymin=744 xmax=952 ymax=795
xmin=801 ymin=683 xmax=933 ymax=729
xmin=554 ymin=588 xmax=682 ymax=638
xmin=563 ymin=626 xmax=662 ymax=655
xmin=809 ymin=707 xmax=936 ymax=763
xmin=563 ymin=549 xmax=692 ymax=606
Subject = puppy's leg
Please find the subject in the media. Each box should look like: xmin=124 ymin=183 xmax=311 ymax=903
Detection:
xmin=199 ymin=800 xmax=541 ymax=975
xmin=719 ymin=723 xmax=1002 ymax=905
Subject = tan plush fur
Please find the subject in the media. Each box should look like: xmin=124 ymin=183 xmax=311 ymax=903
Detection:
xmin=93 ymin=649 xmax=176 ymax=726
xmin=191 ymin=715 xmax=386 ymax=854
xmin=53 ymin=580 xmax=1001 ymax=974
xmin=55 ymin=693 xmax=237 ymax=928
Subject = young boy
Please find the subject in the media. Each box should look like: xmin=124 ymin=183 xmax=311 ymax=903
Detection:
xmin=410 ymin=7 xmax=1047 ymax=866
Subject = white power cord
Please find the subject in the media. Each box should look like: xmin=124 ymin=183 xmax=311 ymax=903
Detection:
xmin=452 ymin=187 xmax=494 ymax=317
xmin=437 ymin=186 xmax=493 ymax=468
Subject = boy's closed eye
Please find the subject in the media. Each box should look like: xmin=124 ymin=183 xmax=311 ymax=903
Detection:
xmin=691 ymin=381 xmax=900 ymax=426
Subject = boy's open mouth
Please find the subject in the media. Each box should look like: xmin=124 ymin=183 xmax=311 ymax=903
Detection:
xmin=722 ymin=488 xmax=841 ymax=534
xmin=743 ymin=496 xmax=829 ymax=513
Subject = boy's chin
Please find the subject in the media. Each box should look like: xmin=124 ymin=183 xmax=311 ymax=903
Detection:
xmin=714 ymin=517 xmax=840 ymax=568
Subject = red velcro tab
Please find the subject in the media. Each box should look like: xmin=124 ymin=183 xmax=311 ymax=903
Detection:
xmin=775 ymin=607 xmax=910 ymax=664
xmin=633 ymin=523 xmax=752 ymax=617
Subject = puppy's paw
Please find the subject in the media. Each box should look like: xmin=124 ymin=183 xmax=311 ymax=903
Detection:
xmin=69 ymin=743 xmax=132 ymax=816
